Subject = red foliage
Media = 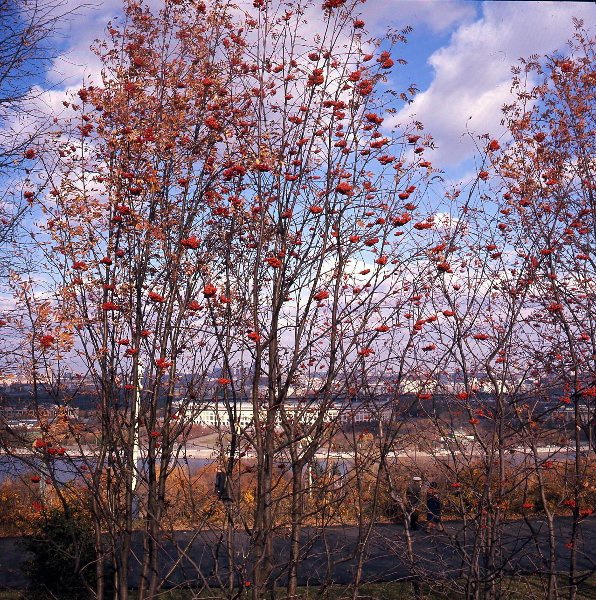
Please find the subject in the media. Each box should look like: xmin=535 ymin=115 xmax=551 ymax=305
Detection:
xmin=155 ymin=357 xmax=173 ymax=369
xmin=203 ymin=284 xmax=217 ymax=298
xmin=101 ymin=302 xmax=121 ymax=311
xmin=148 ymin=291 xmax=166 ymax=303
xmin=322 ymin=0 xmax=346 ymax=10
xmin=377 ymin=51 xmax=394 ymax=69
xmin=265 ymin=256 xmax=283 ymax=268
xmin=335 ymin=182 xmax=354 ymax=196
xmin=307 ymin=68 xmax=324 ymax=86
xmin=413 ymin=221 xmax=432 ymax=230
xmin=181 ymin=236 xmax=201 ymax=249
xmin=39 ymin=334 xmax=55 ymax=349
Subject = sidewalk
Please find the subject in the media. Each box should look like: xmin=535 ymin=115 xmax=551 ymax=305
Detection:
xmin=0 ymin=516 xmax=593 ymax=590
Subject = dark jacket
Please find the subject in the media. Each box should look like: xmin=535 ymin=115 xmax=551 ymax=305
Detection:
xmin=426 ymin=492 xmax=441 ymax=517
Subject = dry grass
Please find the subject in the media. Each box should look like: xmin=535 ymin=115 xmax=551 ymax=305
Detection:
xmin=2 ymin=574 xmax=594 ymax=600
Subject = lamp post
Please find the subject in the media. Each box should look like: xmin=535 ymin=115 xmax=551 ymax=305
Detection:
xmin=131 ymin=362 xmax=143 ymax=517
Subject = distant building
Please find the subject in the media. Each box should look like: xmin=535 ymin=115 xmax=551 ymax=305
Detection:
xmin=173 ymin=398 xmax=347 ymax=430
xmin=0 ymin=405 xmax=79 ymax=424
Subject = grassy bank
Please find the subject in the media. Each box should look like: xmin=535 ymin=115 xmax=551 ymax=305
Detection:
xmin=1 ymin=575 xmax=595 ymax=600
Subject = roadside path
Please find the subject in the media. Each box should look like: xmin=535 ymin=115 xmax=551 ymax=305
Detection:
xmin=0 ymin=516 xmax=593 ymax=590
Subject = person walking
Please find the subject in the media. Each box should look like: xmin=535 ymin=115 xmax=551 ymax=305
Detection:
xmin=405 ymin=476 xmax=422 ymax=531
xmin=425 ymin=481 xmax=442 ymax=532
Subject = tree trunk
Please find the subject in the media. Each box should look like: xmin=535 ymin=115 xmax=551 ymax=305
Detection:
xmin=287 ymin=462 xmax=304 ymax=598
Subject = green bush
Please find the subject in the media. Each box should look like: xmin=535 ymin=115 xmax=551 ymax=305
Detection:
xmin=25 ymin=506 xmax=97 ymax=599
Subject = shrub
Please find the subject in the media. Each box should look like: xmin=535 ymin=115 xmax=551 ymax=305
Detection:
xmin=25 ymin=505 xmax=96 ymax=599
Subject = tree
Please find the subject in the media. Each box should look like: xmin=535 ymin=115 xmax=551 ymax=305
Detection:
xmin=0 ymin=0 xmax=73 ymax=268
xmin=1 ymin=0 xmax=76 ymax=384
xmin=404 ymin=22 xmax=595 ymax=600
xmin=21 ymin=0 xmax=442 ymax=597
xmin=489 ymin=23 xmax=595 ymax=599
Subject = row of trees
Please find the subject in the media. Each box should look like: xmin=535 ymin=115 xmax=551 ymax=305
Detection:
xmin=0 ymin=0 xmax=593 ymax=598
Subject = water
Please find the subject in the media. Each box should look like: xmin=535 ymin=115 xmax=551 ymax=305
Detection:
xmin=0 ymin=454 xmax=219 ymax=485
xmin=0 ymin=454 xmax=88 ymax=485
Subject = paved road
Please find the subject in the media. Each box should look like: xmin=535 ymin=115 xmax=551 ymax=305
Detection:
xmin=3 ymin=443 xmax=590 ymax=460
xmin=1 ymin=517 xmax=594 ymax=590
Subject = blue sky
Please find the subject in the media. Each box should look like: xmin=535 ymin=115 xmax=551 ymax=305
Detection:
xmin=378 ymin=1 xmax=594 ymax=174
xmin=37 ymin=1 xmax=594 ymax=177
xmin=8 ymin=0 xmax=595 ymax=198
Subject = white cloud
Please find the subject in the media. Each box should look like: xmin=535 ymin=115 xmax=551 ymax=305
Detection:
xmin=386 ymin=1 xmax=596 ymax=168
xmin=45 ymin=0 xmax=123 ymax=86
xmin=433 ymin=211 xmax=462 ymax=232
xmin=360 ymin=0 xmax=476 ymax=34
xmin=44 ymin=0 xmax=476 ymax=92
